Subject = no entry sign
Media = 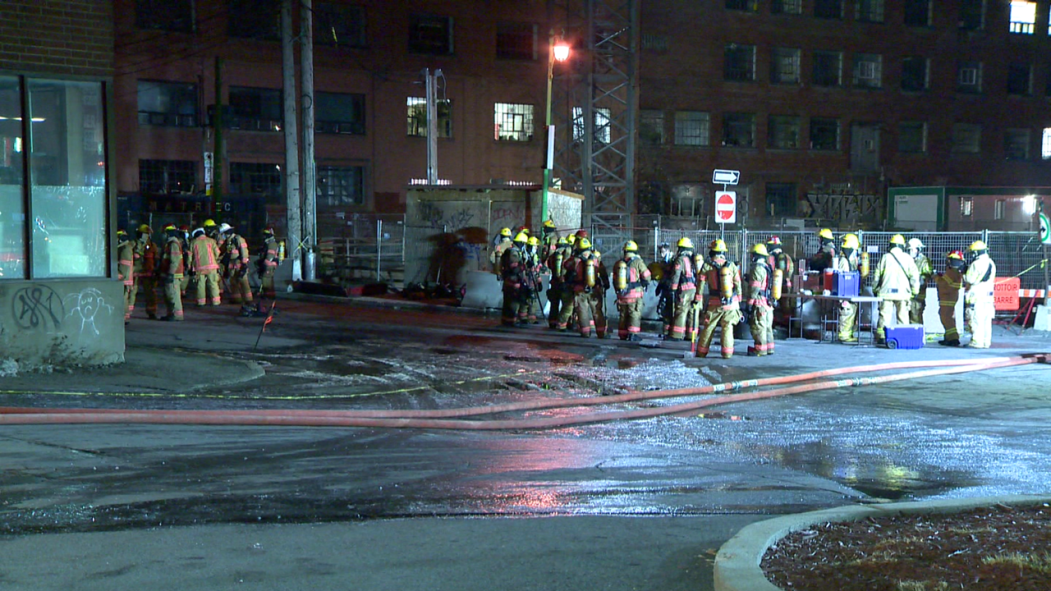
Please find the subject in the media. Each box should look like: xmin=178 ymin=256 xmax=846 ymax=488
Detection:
xmin=715 ymin=191 xmax=737 ymax=224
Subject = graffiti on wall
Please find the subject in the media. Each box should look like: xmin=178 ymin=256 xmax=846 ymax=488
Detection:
xmin=12 ymin=285 xmax=65 ymax=332
xmin=420 ymin=202 xmax=476 ymax=231
xmin=65 ymin=287 xmax=114 ymax=337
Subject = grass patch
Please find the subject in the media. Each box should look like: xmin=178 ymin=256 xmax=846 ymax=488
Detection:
xmin=981 ymin=552 xmax=1051 ymax=575
xmin=896 ymin=582 xmax=948 ymax=591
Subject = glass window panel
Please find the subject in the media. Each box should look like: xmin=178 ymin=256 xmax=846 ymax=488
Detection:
xmin=1004 ymin=128 xmax=1030 ymax=160
xmin=813 ymin=51 xmax=842 ymax=87
xmin=899 ymin=121 xmax=927 ymax=153
xmin=952 ymin=123 xmax=982 ymax=154
xmin=640 ymin=110 xmax=664 ymax=145
xmin=1010 ymin=0 xmax=1036 ymax=34
xmin=772 ymin=0 xmax=803 ymax=14
xmin=902 ymin=56 xmax=928 ymax=91
xmin=674 ymin=111 xmax=709 ymax=146
xmin=494 ymin=103 xmax=534 ymax=141
xmin=407 ymin=97 xmax=453 ymax=138
xmin=810 ymin=117 xmax=840 ymax=150
xmin=771 ymin=47 xmax=801 ymax=84
xmin=314 ymin=3 xmax=367 ymax=47
xmin=316 ymin=92 xmax=365 ymax=135
xmin=228 ymin=86 xmax=282 ymax=132
xmin=722 ymin=112 xmax=755 ymax=147
xmin=768 ymin=115 xmax=801 ymax=149
xmin=317 ymin=165 xmax=365 ymax=206
xmin=28 ymin=79 xmax=106 ymax=278
xmin=137 ymin=80 xmax=198 ymax=128
xmin=0 ymin=76 xmax=25 ymax=279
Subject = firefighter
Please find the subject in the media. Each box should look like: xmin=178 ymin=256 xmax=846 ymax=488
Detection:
xmin=936 ymin=250 xmax=966 ymax=346
xmin=744 ymin=243 xmax=774 ymax=356
xmin=766 ymin=236 xmax=795 ymax=326
xmin=614 ymin=240 xmax=651 ymax=340
xmin=499 ymin=232 xmax=531 ymax=326
xmin=219 ymin=222 xmax=253 ymax=310
xmin=525 ymin=236 xmax=544 ymax=324
xmin=132 ymin=223 xmax=160 ymax=320
xmin=589 ymin=242 xmax=610 ymax=338
xmin=189 ymin=226 xmax=222 ymax=306
xmin=871 ymin=234 xmax=920 ymax=345
xmin=666 ymin=237 xmax=698 ymax=340
xmin=546 ymin=236 xmax=572 ymax=329
xmin=808 ymin=228 xmax=836 ymax=272
xmin=490 ymin=228 xmax=513 ymax=276
xmin=159 ymin=224 xmax=185 ymax=321
xmin=256 ymin=227 xmax=280 ymax=310
xmin=540 ymin=219 xmax=559 ymax=257
xmin=963 ymin=239 xmax=997 ymax=349
xmin=653 ymin=242 xmax=675 ymax=337
xmin=695 ymin=239 xmax=743 ymax=359
xmin=555 ymin=235 xmax=581 ymax=331
xmin=907 ymin=238 xmax=934 ymax=325
xmin=117 ymin=229 xmax=135 ymax=323
xmin=178 ymin=224 xmax=192 ymax=296
xmin=558 ymin=237 xmax=599 ymax=337
xmin=834 ymin=233 xmax=862 ymax=343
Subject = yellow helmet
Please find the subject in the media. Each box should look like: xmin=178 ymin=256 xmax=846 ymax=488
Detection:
xmin=500 ymin=227 xmax=512 ymax=237
xmin=947 ymin=250 xmax=965 ymax=260
xmin=969 ymin=240 xmax=987 ymax=252
xmin=623 ymin=240 xmax=638 ymax=252
xmin=709 ymin=239 xmax=728 ymax=253
xmin=818 ymin=228 xmax=834 ymax=240
xmin=751 ymin=243 xmax=769 ymax=256
xmin=567 ymin=234 xmax=577 ymax=245
xmin=543 ymin=219 xmax=556 ymax=229
xmin=163 ymin=223 xmax=178 ymax=232
xmin=677 ymin=237 xmax=694 ymax=249
xmin=558 ymin=236 xmax=569 ymax=245
xmin=138 ymin=224 xmax=152 ymax=234
xmin=577 ymin=237 xmax=592 ymax=250
xmin=513 ymin=232 xmax=529 ymax=244
xmin=117 ymin=229 xmax=128 ymax=238
xmin=203 ymin=219 xmax=217 ymax=228
xmin=890 ymin=234 xmax=906 ymax=246
xmin=841 ymin=233 xmax=860 ymax=250
xmin=527 ymin=236 xmax=539 ymax=246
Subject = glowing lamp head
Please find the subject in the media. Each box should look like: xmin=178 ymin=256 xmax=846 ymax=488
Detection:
xmin=553 ymin=43 xmax=571 ymax=63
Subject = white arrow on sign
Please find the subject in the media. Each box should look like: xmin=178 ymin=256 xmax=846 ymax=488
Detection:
xmin=1040 ymin=213 xmax=1050 ymax=245
xmin=712 ymin=169 xmax=740 ymax=185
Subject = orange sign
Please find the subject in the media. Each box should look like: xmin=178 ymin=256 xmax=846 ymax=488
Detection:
xmin=993 ymin=277 xmax=1020 ymax=311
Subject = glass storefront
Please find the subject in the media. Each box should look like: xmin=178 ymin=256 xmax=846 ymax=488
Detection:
xmin=0 ymin=76 xmax=25 ymax=279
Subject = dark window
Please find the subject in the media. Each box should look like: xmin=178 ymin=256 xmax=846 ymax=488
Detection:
xmin=674 ymin=111 xmax=709 ymax=146
xmin=768 ymin=115 xmax=801 ymax=149
xmin=409 ymin=14 xmax=453 ymax=55
xmin=496 ymin=22 xmax=537 ymax=60
xmin=314 ymin=3 xmax=367 ymax=48
xmin=138 ymin=81 xmax=198 ymax=128
xmin=228 ymin=87 xmax=282 ymax=132
xmin=136 ymin=0 xmax=193 ymax=33
xmin=771 ymin=47 xmax=801 ymax=84
xmin=139 ymin=159 xmax=196 ymax=194
xmin=315 ymin=92 xmax=365 ymax=135
xmin=772 ymin=0 xmax=802 ymax=14
xmin=852 ymin=54 xmax=882 ymax=88
xmin=407 ymin=98 xmax=453 ymax=137
xmin=726 ymin=0 xmax=758 ymax=12
xmin=1004 ymin=129 xmax=1030 ymax=160
xmin=857 ymin=0 xmax=884 ymax=22
xmin=813 ymin=51 xmax=842 ymax=87
xmin=957 ymin=61 xmax=982 ymax=93
xmin=815 ymin=0 xmax=843 ymax=18
xmin=228 ymin=0 xmax=280 ymax=41
xmin=960 ymin=0 xmax=985 ymax=30
xmin=951 ymin=123 xmax=982 ymax=154
xmin=640 ymin=110 xmax=664 ymax=145
xmin=899 ymin=121 xmax=927 ymax=153
xmin=317 ymin=165 xmax=365 ymax=206
xmin=229 ymin=162 xmax=283 ymax=203
xmin=810 ymin=118 xmax=839 ymax=151
xmin=904 ymin=0 xmax=931 ymax=26
xmin=724 ymin=44 xmax=756 ymax=81
xmin=766 ymin=183 xmax=797 ymax=217
xmin=722 ymin=112 xmax=755 ymax=147
xmin=901 ymin=56 xmax=928 ymax=91
xmin=1007 ymin=63 xmax=1032 ymax=95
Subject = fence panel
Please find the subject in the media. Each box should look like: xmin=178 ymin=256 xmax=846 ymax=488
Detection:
xmin=985 ymin=231 xmax=1047 ymax=290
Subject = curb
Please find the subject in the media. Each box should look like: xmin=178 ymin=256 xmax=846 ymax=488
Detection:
xmin=713 ymin=494 xmax=1051 ymax=591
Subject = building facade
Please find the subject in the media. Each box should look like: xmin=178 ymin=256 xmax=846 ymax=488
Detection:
xmin=0 ymin=0 xmax=123 ymax=367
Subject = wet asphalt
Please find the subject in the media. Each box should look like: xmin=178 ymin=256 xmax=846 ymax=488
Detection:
xmin=1 ymin=297 xmax=1050 ymax=590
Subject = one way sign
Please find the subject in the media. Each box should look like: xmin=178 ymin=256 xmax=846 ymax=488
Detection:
xmin=712 ymin=169 xmax=740 ymax=185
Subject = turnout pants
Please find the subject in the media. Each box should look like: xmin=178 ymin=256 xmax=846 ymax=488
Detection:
xmin=940 ymin=304 xmax=959 ymax=341
xmin=838 ymin=301 xmax=858 ymax=342
xmin=667 ymin=289 xmax=696 ymax=340
xmin=195 ymin=272 xmax=221 ymax=306
xmin=573 ymin=291 xmax=597 ymax=337
xmin=696 ymin=307 xmax=742 ymax=358
xmin=749 ymin=304 xmax=774 ymax=355
xmin=965 ymin=299 xmax=994 ymax=348
xmin=163 ymin=275 xmax=184 ymax=320
xmin=617 ymin=298 xmax=643 ymax=340
xmin=876 ymin=299 xmax=909 ymax=342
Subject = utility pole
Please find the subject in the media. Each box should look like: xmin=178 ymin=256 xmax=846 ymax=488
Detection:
xmin=301 ymin=0 xmax=316 ymax=281
xmin=282 ymin=0 xmax=302 ymax=282
xmin=424 ymin=68 xmax=439 ymax=184
xmin=213 ymin=56 xmax=223 ymax=219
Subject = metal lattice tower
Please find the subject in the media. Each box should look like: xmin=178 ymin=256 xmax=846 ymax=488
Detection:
xmin=548 ymin=0 xmax=638 ymax=254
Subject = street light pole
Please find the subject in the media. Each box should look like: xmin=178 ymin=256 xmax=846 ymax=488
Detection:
xmin=542 ymin=34 xmax=570 ymax=227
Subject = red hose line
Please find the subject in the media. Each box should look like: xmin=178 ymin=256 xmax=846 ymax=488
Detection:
xmin=0 ymin=356 xmax=1042 ymax=430
xmin=0 ymin=356 xmax=1028 ymax=420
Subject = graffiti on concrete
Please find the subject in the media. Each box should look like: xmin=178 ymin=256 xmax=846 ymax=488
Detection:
xmin=13 ymin=285 xmax=65 ymax=332
xmin=65 ymin=287 xmax=114 ymax=336
xmin=421 ymin=202 xmax=475 ymax=231
xmin=490 ymin=205 xmax=525 ymax=227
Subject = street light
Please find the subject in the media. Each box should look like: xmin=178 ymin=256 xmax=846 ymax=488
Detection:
xmin=542 ymin=34 xmax=571 ymax=227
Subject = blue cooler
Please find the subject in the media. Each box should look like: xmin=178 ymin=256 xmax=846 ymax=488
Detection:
xmin=884 ymin=324 xmax=924 ymax=349
xmin=833 ymin=271 xmax=860 ymax=297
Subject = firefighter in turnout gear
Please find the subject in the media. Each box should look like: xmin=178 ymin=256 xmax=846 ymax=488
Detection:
xmin=745 ymin=243 xmax=774 ymax=356
xmin=525 ymin=236 xmax=544 ymax=324
xmin=555 ymin=235 xmax=581 ymax=331
xmin=653 ymin=242 xmax=675 ymax=337
xmin=834 ymin=233 xmax=862 ymax=343
xmin=159 ymin=224 xmax=185 ymax=321
xmin=808 ymin=228 xmax=836 ymax=272
xmin=695 ymin=239 xmax=743 ymax=359
xmin=615 ymin=240 xmax=651 ymax=340
xmin=132 ymin=224 xmax=160 ymax=319
xmin=589 ymin=244 xmax=610 ymax=338
xmin=178 ymin=225 xmax=192 ymax=296
xmin=190 ymin=227 xmax=222 ymax=306
xmin=872 ymin=234 xmax=920 ymax=345
xmin=907 ymin=238 xmax=934 ymax=325
xmin=490 ymin=228 xmax=513 ymax=276
xmin=117 ymin=229 xmax=135 ymax=323
xmin=558 ymin=237 xmax=600 ymax=337
xmin=219 ymin=223 xmax=253 ymax=308
xmin=499 ymin=232 xmax=531 ymax=326
xmin=540 ymin=219 xmax=559 ymax=257
xmin=256 ymin=227 xmax=280 ymax=308
xmin=766 ymin=236 xmax=795 ymax=326
xmin=666 ymin=237 xmax=698 ymax=340
xmin=546 ymin=236 xmax=572 ymax=329
xmin=963 ymin=240 xmax=997 ymax=349
xmin=936 ymin=250 xmax=966 ymax=346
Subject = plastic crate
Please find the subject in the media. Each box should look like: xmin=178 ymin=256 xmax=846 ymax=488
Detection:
xmin=884 ymin=324 xmax=924 ymax=349
xmin=833 ymin=271 xmax=860 ymax=297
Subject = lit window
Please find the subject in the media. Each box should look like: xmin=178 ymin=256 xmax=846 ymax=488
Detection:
xmin=1009 ymin=0 xmax=1036 ymax=34
xmin=994 ymin=199 xmax=1005 ymax=220
xmin=407 ymin=97 xmax=452 ymax=138
xmin=726 ymin=0 xmax=758 ymax=12
xmin=768 ymin=115 xmax=800 ymax=149
xmin=674 ymin=111 xmax=709 ymax=146
xmin=952 ymin=123 xmax=982 ymax=154
xmin=1042 ymin=128 xmax=1051 ymax=159
xmin=640 ymin=110 xmax=665 ymax=145
xmin=960 ymin=197 xmax=973 ymax=217
xmin=493 ymin=103 xmax=534 ymax=141
xmin=771 ymin=48 xmax=801 ymax=84
xmin=572 ymin=107 xmax=611 ymax=144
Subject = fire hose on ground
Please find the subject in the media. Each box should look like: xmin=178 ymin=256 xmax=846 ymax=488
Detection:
xmin=0 ymin=355 xmax=1046 ymax=430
